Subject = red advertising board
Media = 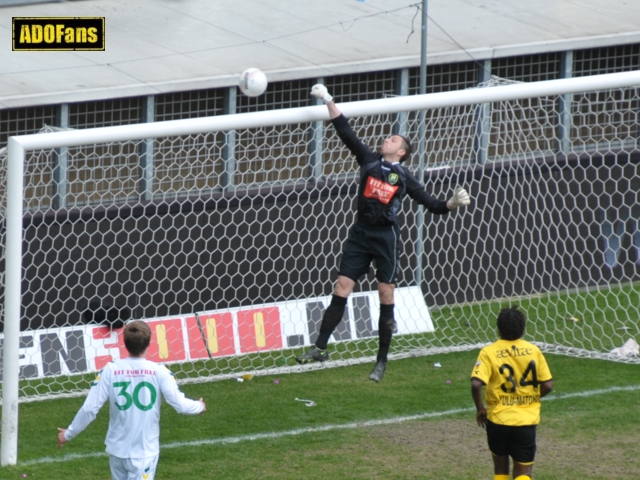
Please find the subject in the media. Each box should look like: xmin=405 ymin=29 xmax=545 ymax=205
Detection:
xmin=91 ymin=325 xmax=126 ymax=370
xmin=91 ymin=318 xmax=186 ymax=367
xmin=146 ymin=318 xmax=186 ymax=362
xmin=236 ymin=307 xmax=282 ymax=353
xmin=185 ymin=313 xmax=235 ymax=358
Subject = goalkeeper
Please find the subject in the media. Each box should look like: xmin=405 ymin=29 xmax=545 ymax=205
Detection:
xmin=471 ymin=307 xmax=553 ymax=480
xmin=296 ymin=84 xmax=471 ymax=382
xmin=57 ymin=321 xmax=206 ymax=480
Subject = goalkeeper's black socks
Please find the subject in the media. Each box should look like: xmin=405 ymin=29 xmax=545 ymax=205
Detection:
xmin=377 ymin=303 xmax=395 ymax=363
xmin=315 ymin=294 xmax=348 ymax=350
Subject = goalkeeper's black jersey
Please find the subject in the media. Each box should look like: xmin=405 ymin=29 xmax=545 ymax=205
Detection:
xmin=331 ymin=114 xmax=450 ymax=227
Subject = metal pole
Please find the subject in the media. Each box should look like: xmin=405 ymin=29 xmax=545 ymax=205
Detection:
xmin=53 ymin=104 xmax=69 ymax=209
xmin=140 ymin=95 xmax=155 ymax=202
xmin=558 ymin=51 xmax=574 ymax=154
xmin=309 ymin=77 xmax=325 ymax=180
xmin=1 ymin=138 xmax=25 ymax=466
xmin=415 ymin=0 xmax=428 ymax=287
xmin=394 ymin=68 xmax=409 ymax=135
xmin=222 ymin=86 xmax=237 ymax=191
xmin=420 ymin=0 xmax=428 ymax=97
xmin=475 ymin=59 xmax=492 ymax=164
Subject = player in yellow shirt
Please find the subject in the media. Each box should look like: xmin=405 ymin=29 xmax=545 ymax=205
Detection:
xmin=471 ymin=307 xmax=553 ymax=480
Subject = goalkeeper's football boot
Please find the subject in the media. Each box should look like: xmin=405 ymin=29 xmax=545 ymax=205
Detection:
xmin=295 ymin=346 xmax=329 ymax=364
xmin=369 ymin=361 xmax=387 ymax=382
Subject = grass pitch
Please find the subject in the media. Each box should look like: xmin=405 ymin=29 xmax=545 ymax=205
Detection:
xmin=2 ymin=284 xmax=639 ymax=478
xmin=4 ymin=350 xmax=640 ymax=480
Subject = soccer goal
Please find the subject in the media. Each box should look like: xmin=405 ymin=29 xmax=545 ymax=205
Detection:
xmin=2 ymin=70 xmax=640 ymax=465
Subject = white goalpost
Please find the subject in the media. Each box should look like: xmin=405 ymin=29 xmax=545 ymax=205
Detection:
xmin=2 ymin=70 xmax=640 ymax=465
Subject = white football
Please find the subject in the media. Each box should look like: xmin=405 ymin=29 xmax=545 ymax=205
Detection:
xmin=239 ymin=68 xmax=268 ymax=97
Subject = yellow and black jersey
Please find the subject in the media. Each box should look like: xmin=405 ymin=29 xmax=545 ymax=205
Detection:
xmin=471 ymin=338 xmax=552 ymax=426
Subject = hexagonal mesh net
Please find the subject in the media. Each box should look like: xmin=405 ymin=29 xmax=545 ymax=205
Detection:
xmin=2 ymin=79 xmax=639 ymax=402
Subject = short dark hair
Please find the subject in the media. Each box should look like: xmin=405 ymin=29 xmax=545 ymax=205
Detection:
xmin=124 ymin=321 xmax=151 ymax=356
xmin=398 ymin=135 xmax=413 ymax=163
xmin=496 ymin=306 xmax=526 ymax=341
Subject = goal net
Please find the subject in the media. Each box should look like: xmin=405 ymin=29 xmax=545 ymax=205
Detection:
xmin=2 ymin=71 xmax=639 ymax=415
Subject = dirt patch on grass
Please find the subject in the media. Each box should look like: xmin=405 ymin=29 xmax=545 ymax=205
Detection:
xmin=197 ymin=415 xmax=640 ymax=479
xmin=370 ymin=419 xmax=491 ymax=478
xmin=359 ymin=418 xmax=640 ymax=479
xmin=536 ymin=422 xmax=640 ymax=478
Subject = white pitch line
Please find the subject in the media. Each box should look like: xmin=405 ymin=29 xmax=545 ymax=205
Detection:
xmin=22 ymin=384 xmax=640 ymax=466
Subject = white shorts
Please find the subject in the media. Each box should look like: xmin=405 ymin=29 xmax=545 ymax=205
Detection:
xmin=109 ymin=454 xmax=159 ymax=480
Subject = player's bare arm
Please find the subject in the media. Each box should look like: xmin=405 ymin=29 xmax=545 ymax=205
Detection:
xmin=471 ymin=378 xmax=487 ymax=427
xmin=540 ymin=380 xmax=554 ymax=398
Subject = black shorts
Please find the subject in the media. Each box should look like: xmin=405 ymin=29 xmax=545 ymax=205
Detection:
xmin=486 ymin=420 xmax=537 ymax=464
xmin=338 ymin=223 xmax=401 ymax=284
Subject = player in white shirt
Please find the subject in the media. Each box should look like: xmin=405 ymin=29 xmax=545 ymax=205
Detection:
xmin=57 ymin=321 xmax=206 ymax=480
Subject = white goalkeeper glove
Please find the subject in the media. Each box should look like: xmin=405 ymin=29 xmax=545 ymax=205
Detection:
xmin=310 ymin=84 xmax=333 ymax=104
xmin=447 ymin=187 xmax=471 ymax=210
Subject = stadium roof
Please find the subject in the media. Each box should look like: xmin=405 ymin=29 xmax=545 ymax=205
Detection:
xmin=1 ymin=0 xmax=640 ymax=109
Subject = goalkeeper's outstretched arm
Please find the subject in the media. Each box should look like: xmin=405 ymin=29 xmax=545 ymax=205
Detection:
xmin=446 ymin=187 xmax=471 ymax=210
xmin=311 ymin=84 xmax=341 ymax=119
xmin=312 ymin=84 xmax=374 ymax=165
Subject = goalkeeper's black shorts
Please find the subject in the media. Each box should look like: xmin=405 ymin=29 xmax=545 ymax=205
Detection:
xmin=338 ymin=222 xmax=401 ymax=284
xmin=485 ymin=420 xmax=537 ymax=464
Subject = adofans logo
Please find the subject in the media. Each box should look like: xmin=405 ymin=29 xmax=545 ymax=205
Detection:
xmin=13 ymin=17 xmax=105 ymax=51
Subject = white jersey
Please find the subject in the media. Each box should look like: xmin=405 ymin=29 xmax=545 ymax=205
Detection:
xmin=65 ymin=357 xmax=204 ymax=458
